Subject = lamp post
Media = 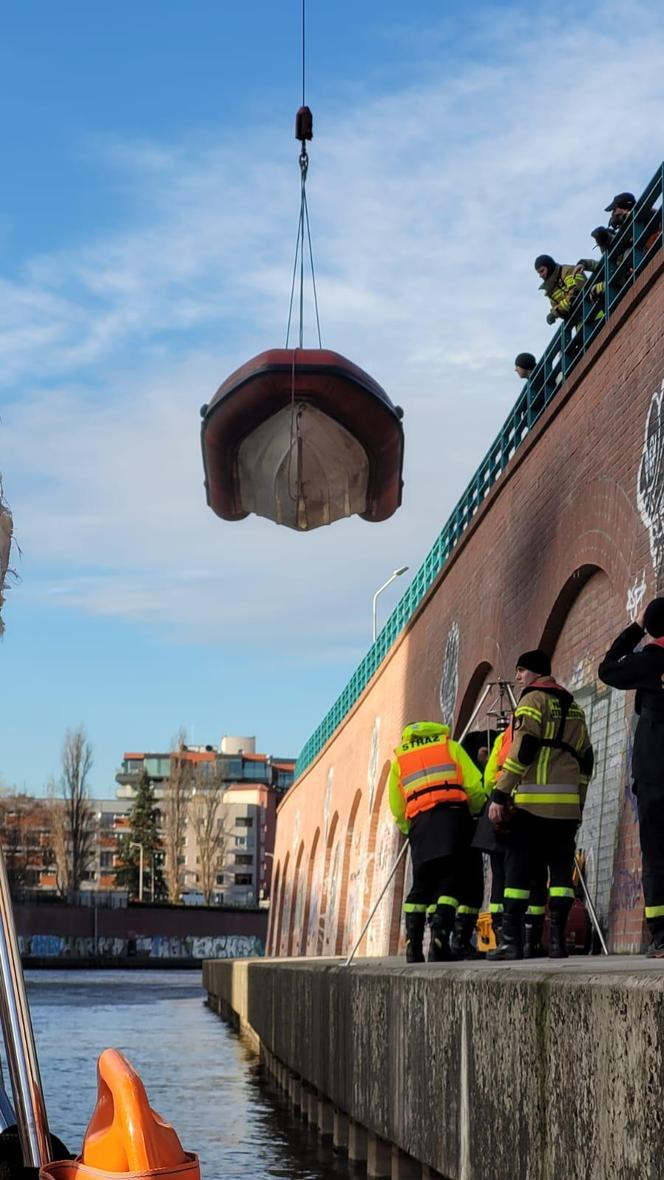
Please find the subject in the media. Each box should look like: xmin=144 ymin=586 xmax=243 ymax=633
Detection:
xmin=130 ymin=842 xmax=144 ymax=903
xmin=372 ymin=566 xmax=409 ymax=643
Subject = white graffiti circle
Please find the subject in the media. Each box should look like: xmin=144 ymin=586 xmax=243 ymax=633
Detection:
xmin=440 ymin=621 xmax=460 ymax=725
xmin=292 ymin=808 xmax=301 ymax=855
xmin=637 ymin=380 xmax=664 ymax=581
xmin=368 ymin=717 xmax=381 ymax=814
xmin=323 ymin=767 xmax=334 ymax=839
xmin=626 ymin=571 xmax=646 ymax=621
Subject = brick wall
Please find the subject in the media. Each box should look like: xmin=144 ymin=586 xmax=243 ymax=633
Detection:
xmin=268 ymin=252 xmax=664 ymax=957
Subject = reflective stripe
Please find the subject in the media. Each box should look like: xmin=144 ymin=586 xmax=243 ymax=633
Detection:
xmin=516 ymin=705 xmax=542 ymax=721
xmin=505 ymin=887 xmax=529 ymax=899
xmin=526 ymin=905 xmax=546 ymax=916
xmin=458 ymin=905 xmax=480 ymax=916
xmin=489 ymin=902 xmax=503 ymax=914
xmin=437 ymin=895 xmax=458 ymax=909
xmin=514 ymin=792 xmax=580 ymax=805
xmin=549 ymin=887 xmax=574 ymax=899
xmin=426 ymin=904 xmax=437 ymax=915
xmin=645 ymin=905 xmax=664 ymax=918
xmin=504 ymin=757 xmax=525 ymax=774
xmin=402 ymin=763 xmax=459 ymax=786
xmin=403 ymin=903 xmax=428 ymax=913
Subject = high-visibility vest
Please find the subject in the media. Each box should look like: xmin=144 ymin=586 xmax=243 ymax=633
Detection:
xmin=496 ymin=724 xmax=512 ymax=773
xmin=396 ymin=739 xmax=467 ymax=820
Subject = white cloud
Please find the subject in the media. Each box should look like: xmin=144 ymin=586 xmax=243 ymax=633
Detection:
xmin=2 ymin=0 xmax=664 ymax=657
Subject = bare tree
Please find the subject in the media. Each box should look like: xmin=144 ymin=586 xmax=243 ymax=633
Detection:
xmin=50 ymin=727 xmax=96 ymax=893
xmin=163 ymin=729 xmax=194 ymax=903
xmin=190 ymin=761 xmax=230 ymax=904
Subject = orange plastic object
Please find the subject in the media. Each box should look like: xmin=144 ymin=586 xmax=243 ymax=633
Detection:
xmin=39 ymin=1049 xmax=200 ymax=1179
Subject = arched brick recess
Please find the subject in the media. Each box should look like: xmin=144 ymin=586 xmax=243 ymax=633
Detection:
xmin=455 ymin=660 xmax=493 ymax=737
xmin=273 ymin=852 xmax=290 ymax=957
xmin=334 ymin=789 xmax=363 ymax=955
xmin=316 ymin=812 xmax=339 ymax=956
xmin=300 ymin=828 xmax=321 ymax=956
xmin=547 ymin=566 xmax=629 ymax=935
xmin=286 ymin=842 xmax=305 ymax=955
xmin=267 ymin=860 xmax=281 ymax=955
xmin=358 ymin=760 xmax=391 ymax=953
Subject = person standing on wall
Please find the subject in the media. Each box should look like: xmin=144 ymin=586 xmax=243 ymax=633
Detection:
xmin=598 ymin=599 xmax=664 ymax=957
xmin=487 ymin=650 xmax=594 ymax=960
xmin=388 ymin=721 xmax=486 ymax=963
xmin=475 ymin=719 xmax=549 ymax=957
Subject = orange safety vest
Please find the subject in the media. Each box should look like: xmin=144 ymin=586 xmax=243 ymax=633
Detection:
xmin=397 ymin=739 xmax=467 ymax=820
xmin=496 ymin=723 xmax=513 ymax=774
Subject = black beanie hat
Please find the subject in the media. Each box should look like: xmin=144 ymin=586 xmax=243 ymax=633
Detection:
xmin=514 ymin=352 xmax=536 ymax=371
xmin=516 ymin=649 xmax=551 ymax=676
xmin=644 ymin=598 xmax=664 ymax=638
xmin=534 ymin=254 xmax=556 ymax=275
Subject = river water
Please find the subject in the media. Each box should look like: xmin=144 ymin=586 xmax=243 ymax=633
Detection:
xmin=25 ymin=970 xmax=345 ymax=1180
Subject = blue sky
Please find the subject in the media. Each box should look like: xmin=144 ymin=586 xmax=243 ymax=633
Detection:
xmin=1 ymin=0 xmax=663 ymax=795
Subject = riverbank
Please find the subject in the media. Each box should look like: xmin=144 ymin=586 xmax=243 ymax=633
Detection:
xmin=204 ymin=954 xmax=664 ymax=1180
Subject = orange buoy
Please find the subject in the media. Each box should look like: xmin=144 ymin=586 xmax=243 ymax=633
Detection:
xmin=39 ymin=1049 xmax=200 ymax=1179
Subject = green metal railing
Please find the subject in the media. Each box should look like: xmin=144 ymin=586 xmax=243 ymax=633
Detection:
xmin=295 ymin=165 xmax=664 ymax=779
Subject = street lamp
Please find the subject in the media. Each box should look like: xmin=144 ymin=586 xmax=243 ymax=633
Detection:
xmin=372 ymin=566 xmax=409 ymax=642
xmin=130 ymin=842 xmax=144 ymax=903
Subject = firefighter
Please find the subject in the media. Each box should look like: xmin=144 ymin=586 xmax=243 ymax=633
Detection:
xmin=453 ymin=730 xmax=496 ymax=959
xmin=514 ymin=352 xmax=536 ymax=380
xmin=388 ymin=721 xmax=486 ymax=962
xmin=598 ymin=599 xmax=664 ymax=957
xmin=534 ymin=254 xmax=587 ymax=324
xmin=487 ymin=650 xmax=593 ymax=960
xmin=474 ymin=719 xmax=548 ymax=957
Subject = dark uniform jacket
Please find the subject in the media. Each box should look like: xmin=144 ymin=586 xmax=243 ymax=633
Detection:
xmin=598 ymin=622 xmax=664 ymax=782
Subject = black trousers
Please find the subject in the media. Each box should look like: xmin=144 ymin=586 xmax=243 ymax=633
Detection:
xmin=503 ymin=811 xmax=577 ymax=917
xmin=404 ymin=855 xmax=463 ymax=914
xmin=490 ymin=850 xmax=548 ymax=915
xmin=457 ymin=848 xmax=485 ymax=914
xmin=635 ymin=780 xmax=664 ymax=933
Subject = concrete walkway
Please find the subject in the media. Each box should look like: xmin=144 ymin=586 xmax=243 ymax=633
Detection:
xmin=204 ymin=954 xmax=664 ymax=1180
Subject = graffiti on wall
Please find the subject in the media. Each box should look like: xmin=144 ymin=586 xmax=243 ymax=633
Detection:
xmin=637 ymin=379 xmax=664 ymax=583
xmin=440 ymin=621 xmax=460 ymax=726
xmin=324 ymin=841 xmax=342 ymax=949
xmin=19 ymin=933 xmax=264 ymax=959
xmin=626 ymin=571 xmax=647 ymax=621
xmin=307 ymin=854 xmax=322 ymax=950
xmin=366 ymin=817 xmax=400 ymax=956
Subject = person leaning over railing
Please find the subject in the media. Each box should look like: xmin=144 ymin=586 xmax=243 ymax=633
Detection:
xmin=514 ymin=352 xmax=536 ymax=380
xmin=534 ymin=254 xmax=588 ymax=325
xmin=388 ymin=721 xmax=487 ymax=963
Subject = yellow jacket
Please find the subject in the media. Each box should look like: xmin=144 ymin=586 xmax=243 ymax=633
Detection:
xmin=388 ymin=722 xmax=486 ymax=835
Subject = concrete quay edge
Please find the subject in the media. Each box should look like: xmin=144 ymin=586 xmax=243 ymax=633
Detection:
xmin=203 ymin=954 xmax=664 ymax=1180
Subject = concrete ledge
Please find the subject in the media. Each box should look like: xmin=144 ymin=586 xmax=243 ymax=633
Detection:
xmin=203 ymin=955 xmax=664 ymax=1180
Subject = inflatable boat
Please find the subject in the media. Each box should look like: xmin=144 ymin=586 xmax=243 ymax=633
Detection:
xmin=200 ymin=348 xmax=405 ymax=531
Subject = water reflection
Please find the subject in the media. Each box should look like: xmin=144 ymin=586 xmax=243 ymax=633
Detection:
xmin=25 ymin=970 xmax=345 ymax=1180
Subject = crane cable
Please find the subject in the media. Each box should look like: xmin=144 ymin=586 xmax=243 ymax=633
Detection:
xmin=285 ymin=0 xmax=322 ymax=514
xmin=285 ymin=0 xmax=322 ymax=351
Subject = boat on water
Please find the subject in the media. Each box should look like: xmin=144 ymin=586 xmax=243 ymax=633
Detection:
xmin=0 ymin=845 xmax=200 ymax=1179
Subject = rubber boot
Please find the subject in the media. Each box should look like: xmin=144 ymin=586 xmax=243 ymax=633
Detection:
xmin=405 ymin=912 xmax=425 ymax=963
xmin=450 ymin=912 xmax=480 ymax=960
xmin=428 ymin=907 xmax=454 ymax=962
xmin=523 ymin=914 xmax=546 ymax=959
xmin=548 ymin=906 xmax=570 ymax=958
xmin=487 ymin=912 xmax=523 ymax=960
